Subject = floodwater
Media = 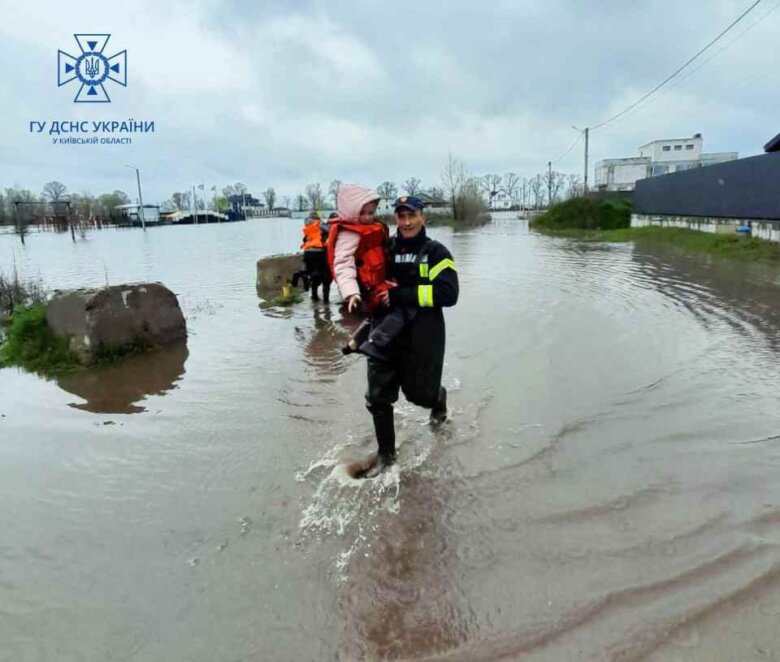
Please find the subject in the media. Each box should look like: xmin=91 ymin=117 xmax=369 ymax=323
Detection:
xmin=1 ymin=215 xmax=780 ymax=661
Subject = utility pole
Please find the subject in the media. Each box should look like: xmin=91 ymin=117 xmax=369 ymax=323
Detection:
xmin=192 ymin=185 xmax=198 ymax=224
xmin=572 ymin=126 xmax=590 ymax=196
xmin=124 ymin=165 xmax=146 ymax=230
xmin=584 ymin=127 xmax=590 ymax=195
xmin=547 ymin=160 xmax=552 ymax=208
xmin=135 ymin=168 xmax=146 ymax=231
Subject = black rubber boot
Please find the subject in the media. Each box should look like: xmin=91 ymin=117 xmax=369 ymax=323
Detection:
xmin=430 ymin=387 xmax=448 ymax=425
xmin=364 ymin=407 xmax=396 ymax=478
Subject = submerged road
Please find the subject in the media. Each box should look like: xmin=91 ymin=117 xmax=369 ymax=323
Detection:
xmin=1 ymin=215 xmax=779 ymax=660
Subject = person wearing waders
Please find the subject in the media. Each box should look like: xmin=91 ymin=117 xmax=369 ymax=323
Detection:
xmin=300 ymin=211 xmax=332 ymax=302
xmin=363 ymin=195 xmax=458 ymax=477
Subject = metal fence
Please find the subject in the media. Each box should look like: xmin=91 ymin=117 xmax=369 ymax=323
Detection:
xmin=634 ymin=152 xmax=780 ymax=220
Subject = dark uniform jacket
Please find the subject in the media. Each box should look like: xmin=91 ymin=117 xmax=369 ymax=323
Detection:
xmin=371 ymin=227 xmax=458 ymax=406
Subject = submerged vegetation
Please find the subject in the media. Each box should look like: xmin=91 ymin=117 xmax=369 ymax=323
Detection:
xmin=263 ymin=285 xmax=305 ymax=307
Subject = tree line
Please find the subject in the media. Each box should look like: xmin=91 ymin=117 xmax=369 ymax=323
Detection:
xmin=290 ymin=157 xmax=583 ymax=222
xmin=3 ymin=160 xmax=584 ymax=237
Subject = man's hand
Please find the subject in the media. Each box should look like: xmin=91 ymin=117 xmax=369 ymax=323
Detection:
xmin=347 ymin=294 xmax=362 ymax=313
xmin=376 ymin=281 xmax=397 ymax=308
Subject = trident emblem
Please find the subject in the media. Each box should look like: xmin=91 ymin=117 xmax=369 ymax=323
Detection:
xmin=84 ymin=56 xmax=101 ymax=79
xmin=58 ymin=34 xmax=127 ymax=103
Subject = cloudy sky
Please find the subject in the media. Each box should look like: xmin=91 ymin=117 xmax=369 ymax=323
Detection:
xmin=0 ymin=0 xmax=777 ymax=204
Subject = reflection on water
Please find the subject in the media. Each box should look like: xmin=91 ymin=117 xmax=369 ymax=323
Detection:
xmin=338 ymin=468 xmax=472 ymax=660
xmin=56 ymin=341 xmax=188 ymax=413
xmin=3 ymin=218 xmax=780 ymax=660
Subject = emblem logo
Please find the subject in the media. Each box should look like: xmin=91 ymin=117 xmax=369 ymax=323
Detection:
xmin=58 ymin=34 xmax=127 ymax=103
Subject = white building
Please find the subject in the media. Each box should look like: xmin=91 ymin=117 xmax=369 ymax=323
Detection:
xmin=595 ymin=134 xmax=738 ymax=191
xmin=376 ymin=197 xmax=394 ymax=214
xmin=489 ymin=191 xmax=512 ymax=210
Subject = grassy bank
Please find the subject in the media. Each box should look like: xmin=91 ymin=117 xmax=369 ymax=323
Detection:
xmin=530 ymin=198 xmax=780 ymax=263
xmin=0 ymin=305 xmax=78 ymax=375
xmin=532 ymin=197 xmax=632 ymax=231
xmin=534 ymin=225 xmax=780 ymax=262
xmin=0 ymin=271 xmax=46 ymax=318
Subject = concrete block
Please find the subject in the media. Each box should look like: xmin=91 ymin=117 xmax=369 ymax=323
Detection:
xmin=256 ymin=253 xmax=303 ymax=299
xmin=47 ymin=282 xmax=186 ymax=364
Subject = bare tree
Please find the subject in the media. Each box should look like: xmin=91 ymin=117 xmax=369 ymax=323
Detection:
xmin=519 ymin=177 xmax=530 ymax=209
xmin=402 ymin=177 xmax=422 ymax=196
xmin=566 ymin=174 xmax=582 ymax=199
xmin=305 ymin=183 xmax=324 ymax=210
xmin=328 ymin=179 xmax=342 ymax=207
xmin=42 ymin=181 xmax=68 ymax=201
xmin=441 ymin=153 xmax=468 ymax=214
xmin=281 ymin=195 xmax=291 ymax=209
xmin=479 ymin=174 xmax=503 ymax=207
xmin=542 ymin=170 xmax=566 ymax=206
xmin=296 ymin=194 xmax=307 ymax=212
xmin=263 ymin=187 xmax=276 ymax=210
xmin=234 ymin=182 xmax=248 ymax=195
xmin=441 ymin=154 xmax=487 ymax=222
xmin=529 ymin=175 xmax=544 ymax=209
xmin=69 ymin=192 xmax=95 ymax=222
xmin=376 ymin=181 xmax=397 ymax=199
xmin=428 ymin=186 xmax=444 ymax=200
xmin=503 ymin=173 xmax=520 ymax=205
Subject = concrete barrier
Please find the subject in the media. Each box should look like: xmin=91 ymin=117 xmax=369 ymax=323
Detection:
xmin=47 ymin=282 xmax=187 ymax=364
xmin=256 ymin=253 xmax=303 ymax=299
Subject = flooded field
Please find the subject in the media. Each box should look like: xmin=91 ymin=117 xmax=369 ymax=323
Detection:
xmin=1 ymin=215 xmax=780 ymax=661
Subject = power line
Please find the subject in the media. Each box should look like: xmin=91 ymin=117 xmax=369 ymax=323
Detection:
xmin=590 ymin=0 xmax=765 ymax=132
xmin=596 ymin=0 xmax=780 ymax=131
xmin=551 ymin=132 xmax=583 ymax=164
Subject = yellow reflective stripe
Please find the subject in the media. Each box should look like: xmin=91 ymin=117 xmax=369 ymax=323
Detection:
xmin=429 ymin=258 xmax=455 ymax=281
xmin=419 ymin=263 xmax=429 ymax=279
xmin=417 ymin=284 xmax=434 ymax=307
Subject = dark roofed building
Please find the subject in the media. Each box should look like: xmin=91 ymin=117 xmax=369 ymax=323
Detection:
xmin=418 ymin=192 xmax=448 ymax=208
xmin=764 ymin=132 xmax=780 ymax=153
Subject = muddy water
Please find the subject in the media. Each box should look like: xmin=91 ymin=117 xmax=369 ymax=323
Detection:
xmin=1 ymin=216 xmax=780 ymax=661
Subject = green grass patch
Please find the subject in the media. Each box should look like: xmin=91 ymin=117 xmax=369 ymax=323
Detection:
xmin=533 ymin=225 xmax=780 ymax=262
xmin=262 ymin=287 xmax=305 ymax=307
xmin=532 ymin=197 xmax=632 ymax=231
xmin=632 ymin=226 xmax=780 ymax=261
xmin=0 ymin=305 xmax=78 ymax=375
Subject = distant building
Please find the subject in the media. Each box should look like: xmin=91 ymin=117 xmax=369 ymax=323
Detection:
xmin=417 ymin=191 xmax=449 ymax=209
xmin=632 ymin=132 xmax=780 ymax=242
xmin=377 ymin=197 xmax=394 ymax=215
xmin=115 ymin=203 xmax=161 ymax=226
xmin=227 ymin=193 xmax=265 ymax=217
xmin=595 ymin=134 xmax=738 ymax=192
xmin=489 ymin=191 xmax=512 ymax=210
xmin=376 ymin=192 xmax=452 ymax=216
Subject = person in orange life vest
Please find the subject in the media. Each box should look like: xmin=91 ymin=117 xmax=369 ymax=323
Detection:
xmin=326 ymin=184 xmax=391 ymax=314
xmin=300 ymin=211 xmax=332 ymax=302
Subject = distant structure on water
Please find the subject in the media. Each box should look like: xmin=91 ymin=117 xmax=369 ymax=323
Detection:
xmin=595 ymin=134 xmax=738 ymax=192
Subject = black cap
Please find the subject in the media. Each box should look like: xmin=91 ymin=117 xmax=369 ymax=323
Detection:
xmin=393 ymin=195 xmax=424 ymax=212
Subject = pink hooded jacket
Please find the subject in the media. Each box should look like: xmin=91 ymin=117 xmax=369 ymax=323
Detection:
xmin=332 ymin=184 xmax=381 ymax=300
